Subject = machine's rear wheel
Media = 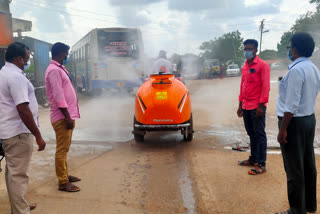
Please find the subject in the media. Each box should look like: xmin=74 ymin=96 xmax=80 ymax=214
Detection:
xmin=133 ymin=117 xmax=144 ymax=143
xmin=184 ymin=114 xmax=193 ymax=142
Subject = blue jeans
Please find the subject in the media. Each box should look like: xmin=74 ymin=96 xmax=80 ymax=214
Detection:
xmin=242 ymin=107 xmax=267 ymax=166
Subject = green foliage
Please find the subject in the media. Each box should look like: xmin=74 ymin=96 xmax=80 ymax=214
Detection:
xmin=277 ymin=1 xmax=320 ymax=57
xmin=259 ymin=49 xmax=279 ymax=60
xmin=277 ymin=32 xmax=293 ymax=58
xmin=199 ymin=30 xmax=244 ymax=63
xmin=292 ymin=12 xmax=320 ymax=33
xmin=64 ymin=61 xmax=73 ymax=72
xmin=24 ymin=58 xmax=35 ymax=80
xmin=310 ymin=0 xmax=320 ymax=10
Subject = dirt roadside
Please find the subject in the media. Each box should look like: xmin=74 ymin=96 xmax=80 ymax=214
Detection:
xmin=1 ymin=71 xmax=320 ymax=214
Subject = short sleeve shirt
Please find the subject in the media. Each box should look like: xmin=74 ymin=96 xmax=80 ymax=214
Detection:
xmin=0 ymin=62 xmax=39 ymax=139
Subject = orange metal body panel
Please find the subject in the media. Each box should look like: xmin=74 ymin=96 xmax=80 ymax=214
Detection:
xmin=135 ymin=73 xmax=192 ymax=125
xmin=0 ymin=14 xmax=13 ymax=46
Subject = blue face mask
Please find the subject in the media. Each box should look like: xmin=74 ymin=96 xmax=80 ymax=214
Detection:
xmin=63 ymin=57 xmax=69 ymax=65
xmin=244 ymin=51 xmax=254 ymax=60
xmin=288 ymin=49 xmax=293 ymax=61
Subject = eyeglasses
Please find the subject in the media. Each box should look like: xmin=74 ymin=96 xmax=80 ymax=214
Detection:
xmin=287 ymin=46 xmax=293 ymax=50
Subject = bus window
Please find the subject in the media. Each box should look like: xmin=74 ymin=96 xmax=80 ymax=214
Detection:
xmin=86 ymin=44 xmax=90 ymax=59
xmin=81 ymin=47 xmax=84 ymax=60
xmin=97 ymin=31 xmax=139 ymax=58
xmin=75 ymin=51 xmax=78 ymax=62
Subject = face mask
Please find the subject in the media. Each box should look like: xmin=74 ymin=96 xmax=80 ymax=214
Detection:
xmin=288 ymin=49 xmax=293 ymax=61
xmin=244 ymin=51 xmax=254 ymax=60
xmin=63 ymin=57 xmax=69 ymax=65
xmin=24 ymin=59 xmax=31 ymax=71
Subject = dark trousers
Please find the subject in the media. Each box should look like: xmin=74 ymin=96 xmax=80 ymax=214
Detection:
xmin=242 ymin=107 xmax=267 ymax=166
xmin=279 ymin=115 xmax=317 ymax=214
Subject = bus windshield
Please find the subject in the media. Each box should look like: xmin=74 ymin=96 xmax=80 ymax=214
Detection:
xmin=98 ymin=31 xmax=139 ymax=58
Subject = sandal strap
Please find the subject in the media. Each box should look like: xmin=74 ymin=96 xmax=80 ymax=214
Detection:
xmin=258 ymin=164 xmax=266 ymax=171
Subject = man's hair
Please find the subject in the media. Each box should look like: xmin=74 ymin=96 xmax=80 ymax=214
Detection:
xmin=5 ymin=42 xmax=29 ymax=62
xmin=290 ymin=32 xmax=315 ymax=58
xmin=51 ymin=42 xmax=70 ymax=58
xmin=243 ymin=39 xmax=259 ymax=50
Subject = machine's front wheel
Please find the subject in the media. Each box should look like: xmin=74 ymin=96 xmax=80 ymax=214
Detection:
xmin=133 ymin=117 xmax=144 ymax=143
xmin=184 ymin=114 xmax=193 ymax=142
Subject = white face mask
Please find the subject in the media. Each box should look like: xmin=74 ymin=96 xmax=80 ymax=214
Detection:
xmin=24 ymin=59 xmax=31 ymax=71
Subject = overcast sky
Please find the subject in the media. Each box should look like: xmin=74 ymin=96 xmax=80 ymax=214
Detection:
xmin=10 ymin=0 xmax=317 ymax=57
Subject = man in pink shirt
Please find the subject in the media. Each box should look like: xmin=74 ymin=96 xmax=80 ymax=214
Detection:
xmin=45 ymin=42 xmax=81 ymax=192
xmin=237 ymin=39 xmax=270 ymax=175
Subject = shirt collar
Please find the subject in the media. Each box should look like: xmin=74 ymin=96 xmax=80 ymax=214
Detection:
xmin=4 ymin=62 xmax=24 ymax=74
xmin=50 ymin=60 xmax=65 ymax=68
xmin=245 ymin=55 xmax=259 ymax=66
xmin=288 ymin=57 xmax=308 ymax=70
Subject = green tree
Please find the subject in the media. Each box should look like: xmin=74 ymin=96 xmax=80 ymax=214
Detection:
xmin=310 ymin=0 xmax=320 ymax=10
xmin=277 ymin=10 xmax=320 ymax=57
xmin=277 ymin=31 xmax=293 ymax=58
xmin=24 ymin=58 xmax=35 ymax=80
xmin=259 ymin=49 xmax=279 ymax=60
xmin=199 ymin=30 xmax=243 ymax=62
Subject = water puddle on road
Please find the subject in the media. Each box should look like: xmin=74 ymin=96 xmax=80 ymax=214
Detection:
xmin=40 ymin=126 xmax=133 ymax=142
xmin=178 ymin=156 xmax=197 ymax=214
xmin=150 ymin=131 xmax=197 ymax=214
xmin=224 ymin=147 xmax=320 ymax=155
xmin=207 ymin=125 xmax=280 ymax=148
xmin=178 ymin=145 xmax=197 ymax=214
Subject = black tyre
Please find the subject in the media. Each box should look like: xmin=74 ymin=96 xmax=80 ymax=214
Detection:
xmin=133 ymin=117 xmax=144 ymax=143
xmin=184 ymin=114 xmax=193 ymax=142
xmin=134 ymin=133 xmax=144 ymax=142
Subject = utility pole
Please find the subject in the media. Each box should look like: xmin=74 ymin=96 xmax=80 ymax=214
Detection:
xmin=259 ymin=19 xmax=265 ymax=54
xmin=259 ymin=19 xmax=269 ymax=55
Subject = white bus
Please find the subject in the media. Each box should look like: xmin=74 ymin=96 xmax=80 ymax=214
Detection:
xmin=71 ymin=28 xmax=144 ymax=93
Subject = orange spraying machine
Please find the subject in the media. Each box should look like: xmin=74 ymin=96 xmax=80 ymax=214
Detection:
xmin=133 ymin=73 xmax=193 ymax=142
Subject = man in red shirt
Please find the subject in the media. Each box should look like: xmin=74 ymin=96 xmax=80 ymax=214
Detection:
xmin=237 ymin=39 xmax=270 ymax=175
